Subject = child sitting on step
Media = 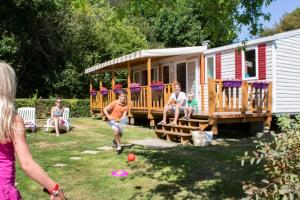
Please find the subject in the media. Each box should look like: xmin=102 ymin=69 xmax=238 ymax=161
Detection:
xmin=183 ymin=93 xmax=198 ymax=120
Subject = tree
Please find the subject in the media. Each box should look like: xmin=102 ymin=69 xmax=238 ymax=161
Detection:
xmin=0 ymin=0 xmax=148 ymax=98
xmin=261 ymin=7 xmax=300 ymax=37
xmin=112 ymin=0 xmax=274 ymax=47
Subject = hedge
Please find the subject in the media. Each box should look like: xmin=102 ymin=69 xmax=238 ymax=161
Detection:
xmin=15 ymin=99 xmax=90 ymax=118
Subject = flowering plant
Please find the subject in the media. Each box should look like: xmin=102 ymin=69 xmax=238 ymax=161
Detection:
xmin=130 ymin=83 xmax=141 ymax=87
xmin=130 ymin=83 xmax=141 ymax=93
xmin=113 ymin=83 xmax=123 ymax=94
xmin=150 ymin=81 xmax=164 ymax=91
xmin=151 ymin=81 xmax=163 ymax=86
xmin=90 ymin=89 xmax=97 ymax=96
xmin=100 ymin=87 xmax=108 ymax=95
xmin=114 ymin=83 xmax=123 ymax=89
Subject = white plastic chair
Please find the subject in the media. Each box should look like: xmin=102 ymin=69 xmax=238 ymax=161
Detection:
xmin=43 ymin=107 xmax=71 ymax=132
xmin=17 ymin=107 xmax=37 ymax=132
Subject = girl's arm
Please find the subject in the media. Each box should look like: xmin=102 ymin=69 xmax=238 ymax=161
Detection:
xmin=51 ymin=107 xmax=55 ymax=118
xmin=12 ymin=114 xmax=64 ymax=199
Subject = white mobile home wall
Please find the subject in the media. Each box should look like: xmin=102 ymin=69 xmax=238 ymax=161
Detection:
xmin=200 ymin=42 xmax=273 ymax=111
xmin=200 ymin=29 xmax=300 ymax=114
xmin=275 ymin=34 xmax=300 ymax=113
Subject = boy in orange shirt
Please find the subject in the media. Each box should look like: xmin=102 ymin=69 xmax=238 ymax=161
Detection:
xmin=103 ymin=90 xmax=128 ymax=154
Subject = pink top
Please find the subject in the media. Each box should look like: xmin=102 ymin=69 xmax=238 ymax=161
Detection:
xmin=0 ymin=142 xmax=22 ymax=200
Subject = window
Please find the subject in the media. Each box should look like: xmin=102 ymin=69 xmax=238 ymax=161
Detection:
xmin=133 ymin=72 xmax=140 ymax=83
xmin=207 ymin=56 xmax=215 ymax=80
xmin=141 ymin=70 xmax=147 ymax=86
xmin=151 ymin=67 xmax=158 ymax=82
xmin=244 ymin=49 xmax=257 ymax=79
xmin=187 ymin=61 xmax=196 ymax=94
xmin=176 ymin=62 xmax=187 ymax=92
xmin=163 ymin=65 xmax=169 ymax=83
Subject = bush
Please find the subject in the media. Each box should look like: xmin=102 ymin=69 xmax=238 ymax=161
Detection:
xmin=242 ymin=115 xmax=300 ymax=199
xmin=15 ymin=98 xmax=90 ymax=118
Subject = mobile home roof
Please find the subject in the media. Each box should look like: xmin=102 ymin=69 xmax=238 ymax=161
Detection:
xmin=85 ymin=46 xmax=207 ymax=74
xmin=204 ymin=28 xmax=300 ymax=54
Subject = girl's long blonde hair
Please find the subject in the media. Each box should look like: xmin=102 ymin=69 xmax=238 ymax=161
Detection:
xmin=0 ymin=62 xmax=17 ymax=141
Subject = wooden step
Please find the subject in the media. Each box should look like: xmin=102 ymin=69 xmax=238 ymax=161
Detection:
xmin=155 ymin=130 xmax=192 ymax=137
xmin=155 ymin=129 xmax=192 ymax=144
xmin=155 ymin=129 xmax=191 ymax=137
xmin=161 ymin=124 xmax=200 ymax=130
xmin=169 ymin=118 xmax=209 ymax=123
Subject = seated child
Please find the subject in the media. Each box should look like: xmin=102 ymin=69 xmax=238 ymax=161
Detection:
xmin=184 ymin=93 xmax=198 ymax=120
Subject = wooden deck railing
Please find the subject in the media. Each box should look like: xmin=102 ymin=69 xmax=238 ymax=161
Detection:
xmin=90 ymin=90 xmax=114 ymax=111
xmin=151 ymin=84 xmax=174 ymax=111
xmin=131 ymin=86 xmax=148 ymax=110
xmin=130 ymin=83 xmax=174 ymax=111
xmin=90 ymin=91 xmax=101 ymax=110
xmin=101 ymin=90 xmax=113 ymax=109
xmin=208 ymin=79 xmax=272 ymax=116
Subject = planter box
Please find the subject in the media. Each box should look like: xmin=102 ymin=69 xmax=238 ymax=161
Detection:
xmin=253 ymin=82 xmax=269 ymax=89
xmin=130 ymin=87 xmax=141 ymax=93
xmin=90 ymin=91 xmax=97 ymax=96
xmin=150 ymin=84 xmax=164 ymax=91
xmin=113 ymin=89 xmax=124 ymax=94
xmin=100 ymin=90 xmax=108 ymax=95
xmin=223 ymin=80 xmax=242 ymax=88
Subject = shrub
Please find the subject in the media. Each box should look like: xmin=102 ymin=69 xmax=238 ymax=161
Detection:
xmin=15 ymin=98 xmax=90 ymax=118
xmin=241 ymin=115 xmax=300 ymax=199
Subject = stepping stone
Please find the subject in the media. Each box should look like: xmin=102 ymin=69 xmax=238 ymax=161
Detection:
xmin=97 ymin=146 xmax=114 ymax=150
xmin=120 ymin=144 xmax=133 ymax=148
xmin=81 ymin=150 xmax=100 ymax=154
xmin=69 ymin=157 xmax=82 ymax=160
xmin=53 ymin=163 xmax=67 ymax=167
xmin=129 ymin=138 xmax=178 ymax=148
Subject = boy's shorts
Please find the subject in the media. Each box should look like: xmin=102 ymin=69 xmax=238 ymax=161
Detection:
xmin=108 ymin=120 xmax=123 ymax=136
xmin=170 ymin=105 xmax=185 ymax=114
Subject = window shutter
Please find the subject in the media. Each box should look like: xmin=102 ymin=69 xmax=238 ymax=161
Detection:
xmin=216 ymin=53 xmax=222 ymax=79
xmin=235 ymin=49 xmax=242 ymax=80
xmin=258 ymin=43 xmax=266 ymax=80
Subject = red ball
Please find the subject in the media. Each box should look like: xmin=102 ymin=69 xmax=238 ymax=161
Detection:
xmin=127 ymin=153 xmax=136 ymax=162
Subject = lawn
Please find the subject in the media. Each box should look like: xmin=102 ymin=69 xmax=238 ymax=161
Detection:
xmin=16 ymin=118 xmax=264 ymax=200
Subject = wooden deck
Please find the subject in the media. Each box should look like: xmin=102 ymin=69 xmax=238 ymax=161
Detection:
xmin=90 ymin=79 xmax=272 ymax=143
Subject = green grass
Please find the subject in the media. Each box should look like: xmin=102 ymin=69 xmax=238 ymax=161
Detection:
xmin=16 ymin=118 xmax=264 ymax=200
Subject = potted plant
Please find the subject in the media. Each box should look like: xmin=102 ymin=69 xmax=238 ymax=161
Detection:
xmin=130 ymin=83 xmax=141 ymax=93
xmin=150 ymin=81 xmax=164 ymax=91
xmin=90 ymin=89 xmax=97 ymax=96
xmin=113 ymin=83 xmax=123 ymax=94
xmin=223 ymin=80 xmax=242 ymax=88
xmin=252 ymin=81 xmax=269 ymax=89
xmin=100 ymin=87 xmax=108 ymax=95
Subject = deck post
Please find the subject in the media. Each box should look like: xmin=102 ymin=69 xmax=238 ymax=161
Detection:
xmin=147 ymin=58 xmax=154 ymax=126
xmin=267 ymin=82 xmax=272 ymax=113
xmin=208 ymin=78 xmax=216 ymax=116
xmin=112 ymin=66 xmax=116 ymax=100
xmin=212 ymin=120 xmax=218 ymax=135
xmin=127 ymin=62 xmax=133 ymax=120
xmin=99 ymin=74 xmax=103 ymax=115
xmin=200 ymin=54 xmax=205 ymax=111
xmin=241 ymin=81 xmax=248 ymax=114
xmin=90 ymin=79 xmax=93 ymax=113
xmin=218 ymin=81 xmax=223 ymax=112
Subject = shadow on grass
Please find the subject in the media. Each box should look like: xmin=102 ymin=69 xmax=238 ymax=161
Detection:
xmin=127 ymin=139 xmax=265 ymax=200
